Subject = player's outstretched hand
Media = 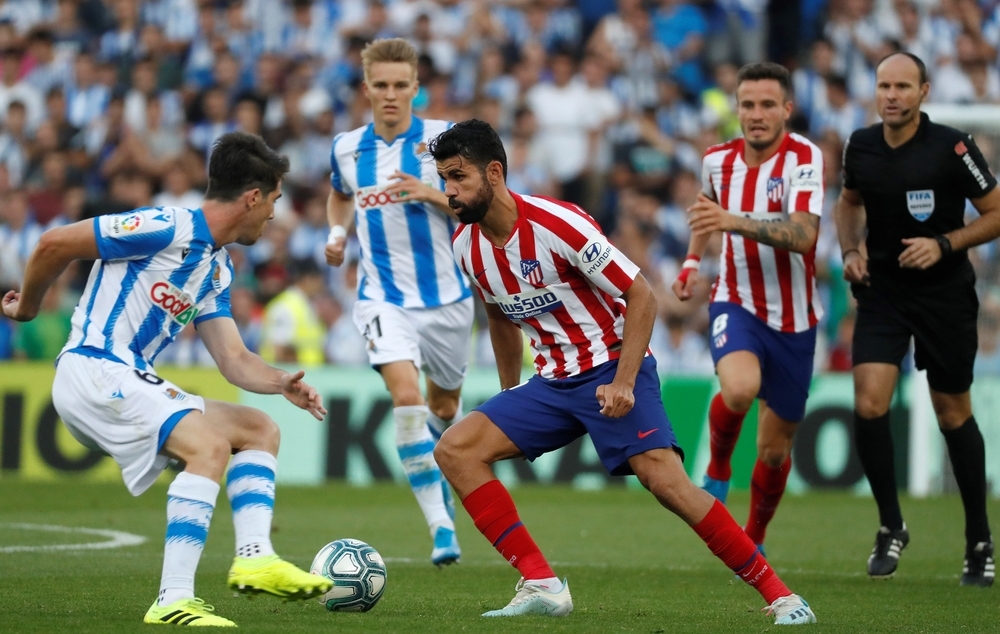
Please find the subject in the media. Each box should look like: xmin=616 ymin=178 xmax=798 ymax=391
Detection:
xmin=842 ymin=250 xmax=870 ymax=285
xmin=384 ymin=171 xmax=435 ymax=203
xmin=325 ymin=237 xmax=346 ymax=267
xmin=596 ymin=381 xmax=635 ymax=418
xmin=2 ymin=290 xmax=27 ymax=321
xmin=281 ymin=370 xmax=328 ymax=421
xmin=687 ymin=193 xmax=732 ymax=236
xmin=671 ymin=268 xmax=699 ymax=300
xmin=899 ymin=237 xmax=942 ymax=270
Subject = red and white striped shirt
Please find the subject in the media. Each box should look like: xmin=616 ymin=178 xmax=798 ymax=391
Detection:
xmin=702 ymin=132 xmax=825 ymax=333
xmin=453 ymin=193 xmax=640 ymax=379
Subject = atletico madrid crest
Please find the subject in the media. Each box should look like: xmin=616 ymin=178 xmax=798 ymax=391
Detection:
xmin=520 ymin=259 xmax=543 ymax=285
xmin=766 ymin=177 xmax=784 ymax=202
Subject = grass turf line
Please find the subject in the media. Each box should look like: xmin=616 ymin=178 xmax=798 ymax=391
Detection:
xmin=1 ymin=482 xmax=999 ymax=633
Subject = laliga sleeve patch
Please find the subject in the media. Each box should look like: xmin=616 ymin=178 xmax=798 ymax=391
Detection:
xmin=108 ymin=213 xmax=143 ymax=237
xmin=577 ymin=236 xmax=616 ymax=277
xmin=790 ymin=164 xmax=822 ymax=192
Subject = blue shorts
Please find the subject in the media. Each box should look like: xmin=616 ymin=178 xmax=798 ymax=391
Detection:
xmin=475 ymin=356 xmax=681 ymax=476
xmin=708 ymin=302 xmax=817 ymax=422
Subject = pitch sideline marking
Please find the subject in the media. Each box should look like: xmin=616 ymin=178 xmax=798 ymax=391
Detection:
xmin=0 ymin=523 xmax=147 ymax=553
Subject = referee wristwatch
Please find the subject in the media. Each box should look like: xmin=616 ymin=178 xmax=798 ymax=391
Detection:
xmin=934 ymin=234 xmax=953 ymax=257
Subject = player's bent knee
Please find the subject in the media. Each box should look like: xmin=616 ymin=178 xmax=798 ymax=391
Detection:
xmin=428 ymin=399 xmax=459 ymax=423
xmin=392 ymin=387 xmax=424 ymax=408
xmin=854 ymin=393 xmax=890 ymax=419
xmin=720 ymin=384 xmax=756 ymax=413
xmin=249 ymin=411 xmax=281 ymax=450
xmin=757 ymin=444 xmax=790 ymax=468
xmin=184 ymin=433 xmax=232 ymax=477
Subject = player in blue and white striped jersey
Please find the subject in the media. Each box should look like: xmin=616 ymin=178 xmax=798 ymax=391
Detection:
xmin=3 ymin=133 xmax=332 ymax=627
xmin=325 ymin=38 xmax=471 ymax=567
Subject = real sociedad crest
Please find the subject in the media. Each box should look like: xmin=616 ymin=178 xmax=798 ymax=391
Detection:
xmin=766 ymin=177 xmax=784 ymax=202
xmin=520 ymin=259 xmax=543 ymax=285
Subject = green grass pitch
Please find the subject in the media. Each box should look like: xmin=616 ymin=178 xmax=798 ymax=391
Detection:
xmin=2 ymin=481 xmax=999 ymax=633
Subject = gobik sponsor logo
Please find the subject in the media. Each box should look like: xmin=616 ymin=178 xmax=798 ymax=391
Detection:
xmin=150 ymin=281 xmax=199 ymax=326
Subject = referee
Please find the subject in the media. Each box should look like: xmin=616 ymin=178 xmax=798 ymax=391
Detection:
xmin=836 ymin=52 xmax=1000 ymax=586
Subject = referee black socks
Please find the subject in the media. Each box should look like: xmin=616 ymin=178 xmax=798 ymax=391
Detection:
xmin=854 ymin=412 xmax=905 ymax=531
xmin=942 ymin=417 xmax=992 ymax=546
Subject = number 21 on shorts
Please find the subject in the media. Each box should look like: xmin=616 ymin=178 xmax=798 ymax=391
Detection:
xmin=363 ymin=315 xmax=382 ymax=341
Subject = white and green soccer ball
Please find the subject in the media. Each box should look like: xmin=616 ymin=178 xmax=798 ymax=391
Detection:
xmin=310 ymin=538 xmax=387 ymax=612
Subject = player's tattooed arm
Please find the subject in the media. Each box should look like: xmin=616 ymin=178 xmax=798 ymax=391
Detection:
xmin=687 ymin=193 xmax=819 ymax=254
xmin=730 ymin=213 xmax=820 ymax=253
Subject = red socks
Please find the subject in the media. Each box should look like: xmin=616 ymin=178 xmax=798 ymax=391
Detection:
xmin=745 ymin=457 xmax=791 ymax=545
xmin=693 ymin=500 xmax=791 ymax=604
xmin=462 ymin=480 xmax=555 ymax=581
xmin=706 ymin=393 xmax=748 ymax=482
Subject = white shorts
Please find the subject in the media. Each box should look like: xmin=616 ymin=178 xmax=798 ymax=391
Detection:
xmin=52 ymin=352 xmax=205 ymax=496
xmin=352 ymin=298 xmax=474 ymax=390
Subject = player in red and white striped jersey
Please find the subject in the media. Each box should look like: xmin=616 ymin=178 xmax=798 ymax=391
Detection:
xmin=427 ymin=120 xmax=816 ymax=624
xmin=672 ymin=63 xmax=825 ymax=554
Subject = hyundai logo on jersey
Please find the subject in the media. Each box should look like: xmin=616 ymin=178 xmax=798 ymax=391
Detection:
xmin=580 ymin=238 xmax=614 ymax=276
xmin=520 ymin=259 xmax=543 ymax=285
xmin=496 ymin=288 xmax=564 ymax=320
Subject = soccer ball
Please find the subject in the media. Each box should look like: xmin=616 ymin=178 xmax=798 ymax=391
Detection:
xmin=310 ymin=539 xmax=387 ymax=612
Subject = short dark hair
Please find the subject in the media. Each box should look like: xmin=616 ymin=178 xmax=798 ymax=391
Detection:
xmin=877 ymin=52 xmax=928 ymax=85
xmin=427 ymin=119 xmax=507 ymax=179
xmin=736 ymin=62 xmax=792 ymax=98
xmin=205 ymin=132 xmax=290 ymax=202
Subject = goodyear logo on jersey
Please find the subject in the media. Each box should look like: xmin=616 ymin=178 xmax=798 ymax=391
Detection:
xmin=150 ymin=281 xmax=199 ymax=326
xmin=355 ymin=180 xmax=436 ymax=209
xmin=496 ymin=287 xmax=564 ymax=320
xmin=906 ymin=190 xmax=935 ymax=221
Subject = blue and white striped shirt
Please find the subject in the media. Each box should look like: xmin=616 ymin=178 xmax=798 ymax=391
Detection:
xmin=329 ymin=116 xmax=471 ymax=309
xmin=60 ymin=207 xmax=234 ymax=371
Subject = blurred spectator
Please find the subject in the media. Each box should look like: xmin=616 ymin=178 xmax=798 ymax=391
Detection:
xmin=525 ymin=49 xmax=592 ymax=205
xmin=933 ymin=32 xmax=1000 ymax=103
xmin=810 ymin=75 xmax=868 ymax=143
xmin=66 ymin=51 xmax=109 ymax=129
xmin=609 ymin=105 xmax=674 ymax=194
xmin=188 ymin=86 xmax=237 ymax=158
xmin=315 ymin=291 xmax=368 ymax=366
xmin=124 ymin=55 xmax=183 ymax=132
xmin=260 ymin=257 xmax=326 ymax=366
xmin=153 ymin=160 xmax=203 ymax=209
xmin=0 ymin=314 xmax=13 ymax=360
xmin=652 ymin=0 xmax=706 ymax=93
xmin=0 ymin=190 xmax=42 ymax=291
xmin=0 ymin=100 xmax=29 ymax=186
xmin=649 ymin=313 xmax=713 ymax=375
xmin=24 ymin=27 xmax=71 ymax=96
xmin=229 ymin=286 xmax=262 ymax=354
xmin=288 ymin=193 xmax=329 ymax=263
xmin=792 ymin=38 xmax=835 ymax=132
xmin=827 ymin=310 xmax=855 ymax=372
xmin=13 ymin=271 xmax=73 ymax=359
xmin=0 ymin=47 xmax=44 ymax=131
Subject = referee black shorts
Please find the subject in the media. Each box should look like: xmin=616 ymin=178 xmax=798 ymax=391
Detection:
xmin=852 ymin=277 xmax=979 ymax=394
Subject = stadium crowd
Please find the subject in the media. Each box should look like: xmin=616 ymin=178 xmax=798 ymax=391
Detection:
xmin=1 ymin=0 xmax=1000 ymax=376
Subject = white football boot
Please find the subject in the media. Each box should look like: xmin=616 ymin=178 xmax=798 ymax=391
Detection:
xmin=765 ymin=594 xmax=817 ymax=625
xmin=481 ymin=577 xmax=573 ymax=617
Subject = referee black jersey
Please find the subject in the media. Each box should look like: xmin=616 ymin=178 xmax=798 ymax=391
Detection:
xmin=843 ymin=112 xmax=997 ymax=285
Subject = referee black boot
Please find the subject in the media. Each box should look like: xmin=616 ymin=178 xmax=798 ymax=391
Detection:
xmin=867 ymin=525 xmax=909 ymax=579
xmin=960 ymin=541 xmax=995 ymax=587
